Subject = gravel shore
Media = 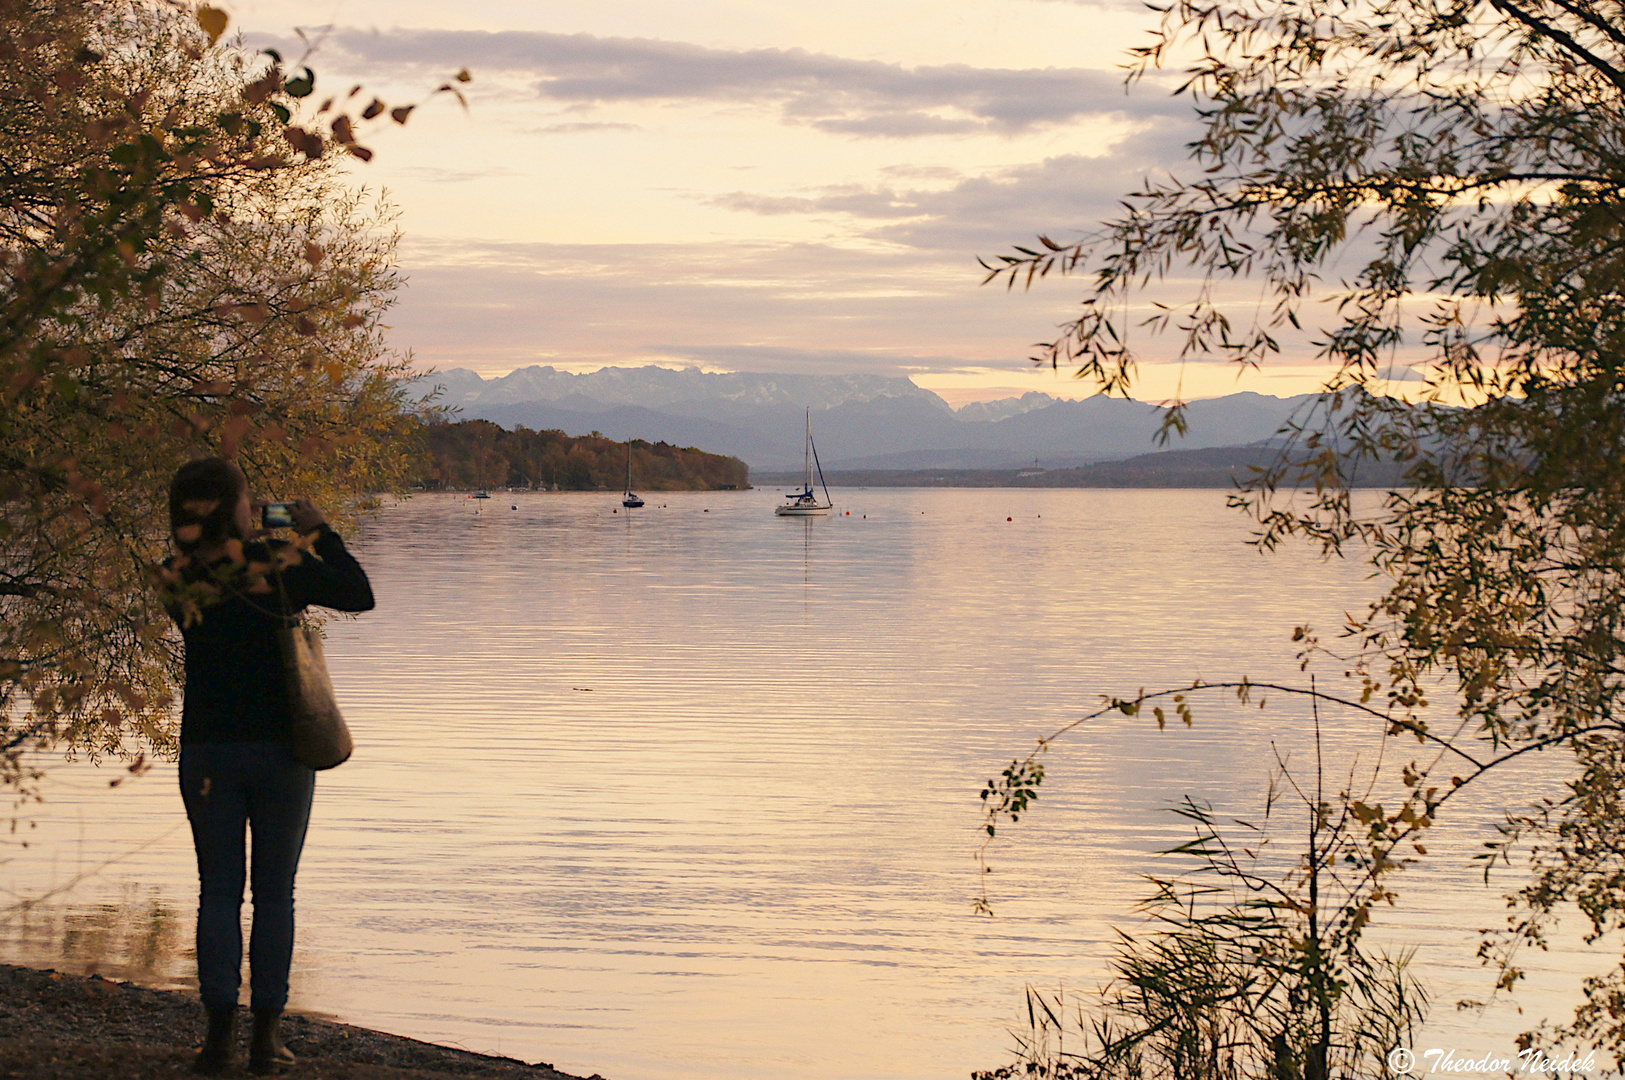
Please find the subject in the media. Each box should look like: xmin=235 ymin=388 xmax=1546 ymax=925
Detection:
xmin=0 ymin=964 xmax=599 ymax=1080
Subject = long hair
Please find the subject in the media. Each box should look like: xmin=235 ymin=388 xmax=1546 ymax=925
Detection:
xmin=169 ymin=457 xmax=248 ymax=555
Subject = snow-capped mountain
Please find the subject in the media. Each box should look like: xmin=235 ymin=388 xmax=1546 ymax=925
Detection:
xmin=405 ymin=366 xmax=1320 ymax=472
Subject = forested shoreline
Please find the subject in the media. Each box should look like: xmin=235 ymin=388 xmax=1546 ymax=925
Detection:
xmin=408 ymin=419 xmax=751 ymax=491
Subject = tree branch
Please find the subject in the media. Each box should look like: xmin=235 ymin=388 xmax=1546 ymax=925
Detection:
xmin=1487 ymin=0 xmax=1625 ymax=96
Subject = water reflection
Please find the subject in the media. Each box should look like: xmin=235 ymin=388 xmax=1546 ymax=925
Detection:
xmin=2 ymin=885 xmax=190 ymax=989
xmin=0 ymin=489 xmax=1609 ymax=1080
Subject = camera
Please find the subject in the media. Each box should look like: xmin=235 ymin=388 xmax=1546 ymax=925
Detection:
xmin=261 ymin=503 xmax=295 ymax=529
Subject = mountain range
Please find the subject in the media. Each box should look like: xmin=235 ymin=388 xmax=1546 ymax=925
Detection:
xmin=406 ymin=366 xmax=1328 ymax=472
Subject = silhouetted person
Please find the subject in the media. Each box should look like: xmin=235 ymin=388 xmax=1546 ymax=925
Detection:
xmin=161 ymin=458 xmax=374 ymax=1075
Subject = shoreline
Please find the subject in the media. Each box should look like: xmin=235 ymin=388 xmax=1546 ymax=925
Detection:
xmin=0 ymin=963 xmax=599 ymax=1080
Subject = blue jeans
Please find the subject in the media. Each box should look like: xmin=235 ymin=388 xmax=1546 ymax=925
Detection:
xmin=179 ymin=741 xmax=315 ymax=1013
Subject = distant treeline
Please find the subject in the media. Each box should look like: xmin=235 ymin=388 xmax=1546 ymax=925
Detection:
xmin=408 ymin=419 xmax=751 ymax=491
xmin=759 ymin=444 xmax=1412 ymax=489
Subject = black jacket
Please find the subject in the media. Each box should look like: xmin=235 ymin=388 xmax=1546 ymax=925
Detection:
xmin=170 ymin=526 xmax=374 ymax=744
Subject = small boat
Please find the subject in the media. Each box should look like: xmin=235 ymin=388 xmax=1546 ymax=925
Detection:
xmin=775 ymin=409 xmax=832 ymax=516
xmin=472 ymin=491 xmax=491 ymax=499
xmin=622 ymin=441 xmax=645 ymax=508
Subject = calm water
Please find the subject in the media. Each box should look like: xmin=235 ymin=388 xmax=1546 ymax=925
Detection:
xmin=0 ymin=489 xmax=1607 ymax=1078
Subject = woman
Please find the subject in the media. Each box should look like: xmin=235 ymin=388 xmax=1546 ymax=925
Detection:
xmin=161 ymin=457 xmax=375 ymax=1075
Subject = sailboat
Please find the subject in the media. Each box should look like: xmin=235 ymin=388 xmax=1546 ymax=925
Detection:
xmin=775 ymin=409 xmax=832 ymax=516
xmin=622 ymin=440 xmax=644 ymax=508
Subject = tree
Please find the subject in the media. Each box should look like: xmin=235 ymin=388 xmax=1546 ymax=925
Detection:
xmin=406 ymin=419 xmax=752 ymax=492
xmin=978 ymin=0 xmax=1625 ymax=1058
xmin=0 ymin=0 xmax=457 ymax=801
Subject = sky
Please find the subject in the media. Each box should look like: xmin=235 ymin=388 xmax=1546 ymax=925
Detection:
xmin=224 ymin=0 xmax=1346 ymax=406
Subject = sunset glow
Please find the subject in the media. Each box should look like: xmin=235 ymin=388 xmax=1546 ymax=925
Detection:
xmin=225 ymin=0 xmax=1344 ymax=402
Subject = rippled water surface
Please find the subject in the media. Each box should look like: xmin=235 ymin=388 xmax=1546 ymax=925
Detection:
xmin=1 ymin=489 xmax=1605 ymax=1078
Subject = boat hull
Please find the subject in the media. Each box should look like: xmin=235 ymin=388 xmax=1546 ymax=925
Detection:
xmin=774 ymin=504 xmax=830 ymax=516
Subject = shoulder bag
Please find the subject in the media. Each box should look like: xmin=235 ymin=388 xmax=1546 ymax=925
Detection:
xmin=274 ymin=570 xmax=354 ymax=770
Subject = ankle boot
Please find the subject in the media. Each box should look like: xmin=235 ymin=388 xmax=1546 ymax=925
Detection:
xmin=193 ymin=1004 xmax=236 ymax=1075
xmin=248 ymin=1007 xmax=296 ymax=1074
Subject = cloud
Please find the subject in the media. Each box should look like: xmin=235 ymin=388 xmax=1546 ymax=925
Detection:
xmin=707 ymin=184 xmax=928 ymax=219
xmin=809 ymin=113 xmax=984 ymax=137
xmin=1030 ymin=0 xmax=1171 ymax=9
xmin=373 ymin=128 xmax=1213 ymax=375
xmin=643 ymin=344 xmax=983 ymax=377
xmin=879 ymin=164 xmax=964 ymax=181
xmin=383 ymin=234 xmax=1328 ymax=396
xmin=382 ymin=236 xmax=1085 ymax=377
xmin=704 ymin=120 xmax=1202 ymax=252
xmin=871 ymin=144 xmax=1193 ymax=251
xmin=527 ymin=121 xmax=641 ymax=135
xmin=324 ymin=28 xmax=1182 ymax=136
xmin=391 ymin=164 xmax=527 ymax=183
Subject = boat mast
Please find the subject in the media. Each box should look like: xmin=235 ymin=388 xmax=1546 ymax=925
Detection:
xmin=803 ymin=409 xmax=812 ymax=493
xmin=811 ymin=426 xmax=832 ymax=508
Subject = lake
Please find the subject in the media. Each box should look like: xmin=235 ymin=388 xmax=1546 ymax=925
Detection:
xmin=0 ymin=488 xmax=1605 ymax=1079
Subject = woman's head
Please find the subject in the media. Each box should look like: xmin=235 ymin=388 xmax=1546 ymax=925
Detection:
xmin=169 ymin=457 xmax=250 ymax=554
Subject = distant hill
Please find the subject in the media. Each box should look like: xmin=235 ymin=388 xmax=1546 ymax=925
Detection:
xmin=406 ymin=365 xmax=1330 ymax=472
xmin=760 ymin=441 xmax=1412 ymax=489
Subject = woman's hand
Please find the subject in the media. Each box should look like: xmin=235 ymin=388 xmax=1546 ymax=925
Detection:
xmin=288 ymin=498 xmax=329 ymax=533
